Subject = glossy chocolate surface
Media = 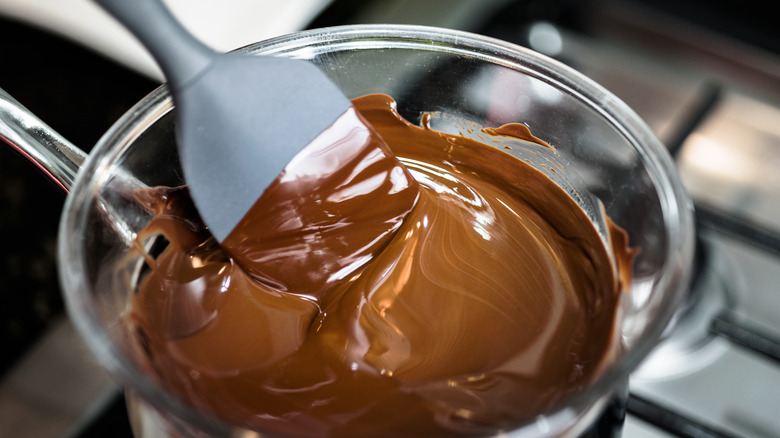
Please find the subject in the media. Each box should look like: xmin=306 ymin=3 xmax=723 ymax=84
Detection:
xmin=127 ymin=94 xmax=629 ymax=437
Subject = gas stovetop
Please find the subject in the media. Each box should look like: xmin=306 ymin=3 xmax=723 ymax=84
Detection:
xmin=559 ymin=4 xmax=780 ymax=436
xmin=1 ymin=1 xmax=779 ymax=437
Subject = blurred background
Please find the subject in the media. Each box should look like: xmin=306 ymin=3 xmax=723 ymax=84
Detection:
xmin=1 ymin=0 xmax=778 ymax=437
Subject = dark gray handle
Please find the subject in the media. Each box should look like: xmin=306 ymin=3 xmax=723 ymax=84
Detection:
xmin=95 ymin=0 xmax=214 ymax=88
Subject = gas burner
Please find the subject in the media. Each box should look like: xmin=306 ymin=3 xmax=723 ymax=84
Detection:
xmin=631 ymin=234 xmax=742 ymax=382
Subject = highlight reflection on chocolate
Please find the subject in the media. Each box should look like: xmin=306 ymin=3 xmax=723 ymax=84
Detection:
xmin=128 ymin=94 xmax=632 ymax=437
xmin=222 ymin=106 xmax=421 ymax=298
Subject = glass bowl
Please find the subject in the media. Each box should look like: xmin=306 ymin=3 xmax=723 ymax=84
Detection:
xmin=59 ymin=24 xmax=694 ymax=437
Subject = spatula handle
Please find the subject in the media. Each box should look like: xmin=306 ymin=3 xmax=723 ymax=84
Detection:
xmin=94 ymin=0 xmax=214 ymax=89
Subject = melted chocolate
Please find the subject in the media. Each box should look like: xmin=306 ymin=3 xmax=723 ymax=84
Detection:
xmin=128 ymin=94 xmax=630 ymax=437
xmin=481 ymin=123 xmax=553 ymax=149
xmin=222 ymin=107 xmax=420 ymax=297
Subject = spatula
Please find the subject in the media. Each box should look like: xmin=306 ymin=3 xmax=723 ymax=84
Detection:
xmin=94 ymin=0 xmax=420 ymax=293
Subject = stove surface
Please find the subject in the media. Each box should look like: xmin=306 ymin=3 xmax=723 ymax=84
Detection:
xmin=559 ymin=3 xmax=780 ymax=436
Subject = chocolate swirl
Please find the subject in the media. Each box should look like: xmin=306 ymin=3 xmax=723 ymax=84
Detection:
xmin=127 ymin=94 xmax=630 ymax=437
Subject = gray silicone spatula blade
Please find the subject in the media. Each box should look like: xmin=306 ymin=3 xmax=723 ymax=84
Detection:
xmin=93 ymin=0 xmax=352 ymax=242
xmin=173 ymin=55 xmax=353 ymax=242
